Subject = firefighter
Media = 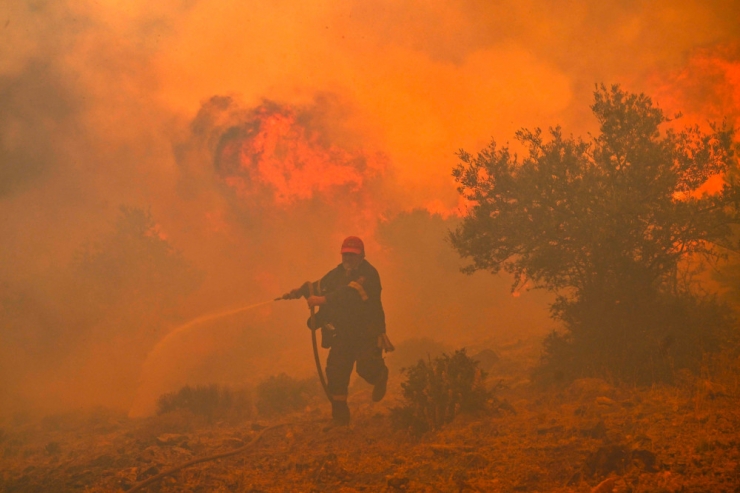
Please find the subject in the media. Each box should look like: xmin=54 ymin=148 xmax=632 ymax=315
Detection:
xmin=287 ymin=236 xmax=392 ymax=426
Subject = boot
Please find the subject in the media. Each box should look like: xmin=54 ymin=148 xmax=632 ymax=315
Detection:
xmin=331 ymin=400 xmax=350 ymax=425
xmin=372 ymin=366 xmax=389 ymax=402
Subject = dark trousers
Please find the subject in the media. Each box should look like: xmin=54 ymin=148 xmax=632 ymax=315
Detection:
xmin=325 ymin=334 xmax=386 ymax=397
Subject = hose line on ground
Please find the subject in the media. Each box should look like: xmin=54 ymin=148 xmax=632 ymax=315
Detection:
xmin=126 ymin=423 xmax=288 ymax=493
xmin=126 ymin=289 xmax=334 ymax=492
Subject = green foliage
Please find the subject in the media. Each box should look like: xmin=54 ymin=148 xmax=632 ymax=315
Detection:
xmin=391 ymin=349 xmax=491 ymax=434
xmin=156 ymin=384 xmax=252 ymax=423
xmin=451 ymin=84 xmax=740 ymax=383
xmin=255 ymin=373 xmax=319 ymax=417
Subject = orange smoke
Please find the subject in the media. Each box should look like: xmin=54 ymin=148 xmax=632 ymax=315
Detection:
xmin=176 ymin=95 xmax=395 ymax=256
xmin=215 ymin=102 xmax=386 ymax=206
xmin=651 ymin=42 xmax=740 ymax=129
xmin=649 ymin=42 xmax=740 ymax=196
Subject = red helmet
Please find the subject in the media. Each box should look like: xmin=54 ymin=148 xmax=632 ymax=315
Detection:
xmin=341 ymin=236 xmax=364 ymax=256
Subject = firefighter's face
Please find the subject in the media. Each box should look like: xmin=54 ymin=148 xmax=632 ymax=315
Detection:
xmin=342 ymin=252 xmax=362 ymax=272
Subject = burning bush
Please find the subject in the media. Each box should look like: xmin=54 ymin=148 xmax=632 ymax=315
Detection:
xmin=155 ymin=384 xmax=252 ymax=423
xmin=255 ymin=373 xmax=319 ymax=417
xmin=391 ymin=349 xmax=492 ymax=434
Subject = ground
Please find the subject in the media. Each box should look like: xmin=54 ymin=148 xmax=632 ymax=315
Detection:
xmin=1 ymin=340 xmax=740 ymax=492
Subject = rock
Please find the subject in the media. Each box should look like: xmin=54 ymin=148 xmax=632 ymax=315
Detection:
xmin=591 ymin=477 xmax=616 ymax=493
xmin=172 ymin=446 xmax=193 ymax=457
xmin=596 ymin=396 xmax=616 ymax=407
xmin=156 ymin=433 xmax=186 ymax=446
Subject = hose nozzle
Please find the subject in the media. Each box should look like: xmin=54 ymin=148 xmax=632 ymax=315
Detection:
xmin=276 ymin=282 xmax=310 ymax=301
xmin=275 ymin=291 xmax=299 ymax=301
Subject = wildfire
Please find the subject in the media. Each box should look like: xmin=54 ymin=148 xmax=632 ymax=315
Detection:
xmin=648 ymin=43 xmax=740 ymax=196
xmin=213 ymin=102 xmax=386 ymax=206
xmin=651 ymin=42 xmax=740 ymax=129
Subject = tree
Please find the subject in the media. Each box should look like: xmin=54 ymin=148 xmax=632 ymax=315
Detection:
xmin=450 ymin=85 xmax=739 ymax=383
xmin=73 ymin=206 xmax=202 ymax=340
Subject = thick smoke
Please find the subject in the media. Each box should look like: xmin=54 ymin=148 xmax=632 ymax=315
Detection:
xmin=1 ymin=0 xmax=739 ymax=417
xmin=650 ymin=42 xmax=740 ymax=128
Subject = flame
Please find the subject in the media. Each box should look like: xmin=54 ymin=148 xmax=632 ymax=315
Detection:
xmin=651 ymin=42 xmax=740 ymax=130
xmin=214 ymin=102 xmax=386 ymax=206
xmin=648 ymin=43 xmax=740 ymax=197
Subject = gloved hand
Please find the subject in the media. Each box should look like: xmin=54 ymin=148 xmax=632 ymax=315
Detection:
xmin=307 ymin=295 xmax=326 ymax=308
xmin=279 ymin=282 xmax=310 ymax=300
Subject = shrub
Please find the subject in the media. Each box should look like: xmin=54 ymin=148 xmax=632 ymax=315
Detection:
xmin=255 ymin=373 xmax=319 ymax=417
xmin=391 ymin=349 xmax=491 ymax=434
xmin=156 ymin=384 xmax=252 ymax=422
xmin=450 ymin=85 xmax=739 ymax=386
xmin=536 ymin=292 xmax=735 ymax=385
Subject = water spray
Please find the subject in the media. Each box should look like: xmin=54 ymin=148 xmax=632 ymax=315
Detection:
xmin=145 ymin=299 xmax=276 ymax=362
xmin=126 ymin=289 xmax=334 ymax=490
xmin=131 ymin=286 xmax=331 ymax=420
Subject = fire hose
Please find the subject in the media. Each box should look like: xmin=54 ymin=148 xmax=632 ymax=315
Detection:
xmin=126 ymin=423 xmax=288 ymax=493
xmin=275 ymin=283 xmax=331 ymax=400
xmin=127 ymin=288 xmax=329 ymax=491
xmin=276 ymin=281 xmax=394 ymax=403
xmin=126 ymin=283 xmax=392 ymax=491
xmin=305 ymin=282 xmax=332 ymax=403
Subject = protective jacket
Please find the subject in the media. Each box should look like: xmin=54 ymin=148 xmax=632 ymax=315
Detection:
xmin=303 ymin=259 xmax=386 ymax=339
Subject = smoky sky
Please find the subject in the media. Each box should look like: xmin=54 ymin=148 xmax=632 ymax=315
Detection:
xmin=0 ymin=0 xmax=738 ymax=416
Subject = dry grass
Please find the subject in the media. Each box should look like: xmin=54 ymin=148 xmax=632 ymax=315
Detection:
xmin=2 ymin=343 xmax=740 ymax=492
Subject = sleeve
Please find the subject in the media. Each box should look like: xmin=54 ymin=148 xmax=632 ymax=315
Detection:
xmin=364 ymin=270 xmax=386 ymax=334
xmin=304 ymin=272 xmax=332 ymax=330
xmin=294 ymin=274 xmax=328 ymax=298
